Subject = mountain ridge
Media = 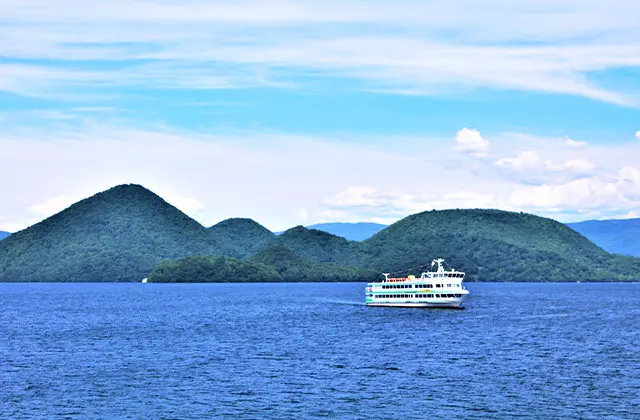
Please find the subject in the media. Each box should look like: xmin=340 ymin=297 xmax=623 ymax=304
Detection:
xmin=0 ymin=184 xmax=229 ymax=282
xmin=567 ymin=218 xmax=640 ymax=257
xmin=2 ymin=184 xmax=640 ymax=282
xmin=303 ymin=222 xmax=388 ymax=241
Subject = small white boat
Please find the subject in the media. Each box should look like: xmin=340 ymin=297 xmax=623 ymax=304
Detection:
xmin=365 ymin=259 xmax=469 ymax=308
xmin=141 ymin=278 xmax=148 ymax=283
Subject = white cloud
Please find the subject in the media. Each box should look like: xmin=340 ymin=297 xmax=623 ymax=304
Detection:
xmin=617 ymin=166 xmax=640 ymax=199
xmin=164 ymin=194 xmax=206 ymax=217
xmin=509 ymin=178 xmax=620 ymax=210
xmin=322 ymin=186 xmax=388 ymax=208
xmin=495 ymin=151 xmax=548 ymax=171
xmin=1 ymin=1 xmax=640 ymax=103
xmin=28 ymin=196 xmax=79 ymax=217
xmin=453 ymin=128 xmax=490 ymax=156
xmin=635 ymin=130 xmax=640 ymax=140
xmin=610 ymin=210 xmax=640 ymax=219
xmin=322 ymin=186 xmax=502 ymax=223
xmin=297 ymin=208 xmax=309 ymax=221
xmin=0 ymin=124 xmax=430 ymax=232
xmin=508 ymin=166 xmax=640 ymax=212
xmin=563 ymin=159 xmax=596 ymax=174
xmin=565 ymin=138 xmax=587 ymax=148
xmin=3 ymin=121 xmax=640 ymax=231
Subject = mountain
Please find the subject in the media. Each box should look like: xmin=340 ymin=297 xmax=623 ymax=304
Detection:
xmin=275 ymin=226 xmax=365 ymax=266
xmin=566 ymin=218 xmax=640 ymax=257
xmin=251 ymin=245 xmax=377 ymax=281
xmin=360 ymin=209 xmax=640 ymax=282
xmin=0 ymin=184 xmax=232 ymax=282
xmin=148 ymin=255 xmax=281 ymax=283
xmin=304 ymin=222 xmax=387 ymax=241
xmin=147 ymin=245 xmax=378 ymax=283
xmin=209 ymin=218 xmax=276 ymax=258
xmin=0 ymin=231 xmax=10 ymax=240
xmin=3 ymin=183 xmax=640 ymax=282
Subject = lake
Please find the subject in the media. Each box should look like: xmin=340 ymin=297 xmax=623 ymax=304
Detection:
xmin=1 ymin=282 xmax=638 ymax=419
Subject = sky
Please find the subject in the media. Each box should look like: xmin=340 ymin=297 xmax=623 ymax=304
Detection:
xmin=1 ymin=0 xmax=640 ymax=232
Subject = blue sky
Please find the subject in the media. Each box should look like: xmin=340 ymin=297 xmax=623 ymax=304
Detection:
xmin=1 ymin=0 xmax=640 ymax=232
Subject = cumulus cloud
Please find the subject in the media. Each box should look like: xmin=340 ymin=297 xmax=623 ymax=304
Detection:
xmin=495 ymin=151 xmax=550 ymax=171
xmin=4 ymin=121 xmax=640 ymax=230
xmin=453 ymin=128 xmax=490 ymax=156
xmin=635 ymin=131 xmax=640 ymax=140
xmin=563 ymin=159 xmax=596 ymax=174
xmin=565 ymin=138 xmax=587 ymax=148
xmin=322 ymin=186 xmax=500 ymax=223
xmin=509 ymin=178 xmax=620 ymax=210
xmin=509 ymin=166 xmax=640 ymax=212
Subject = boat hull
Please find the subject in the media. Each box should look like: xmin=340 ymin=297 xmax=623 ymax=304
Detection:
xmin=366 ymin=299 xmax=465 ymax=309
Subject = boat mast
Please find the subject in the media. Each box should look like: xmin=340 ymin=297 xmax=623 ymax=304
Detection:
xmin=432 ymin=258 xmax=446 ymax=273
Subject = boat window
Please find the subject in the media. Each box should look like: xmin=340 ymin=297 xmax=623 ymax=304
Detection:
xmin=447 ymin=284 xmax=451 ymax=287
xmin=427 ymin=284 xmax=432 ymax=288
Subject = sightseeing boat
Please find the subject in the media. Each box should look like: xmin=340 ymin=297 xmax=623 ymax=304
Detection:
xmin=365 ymin=259 xmax=469 ymax=308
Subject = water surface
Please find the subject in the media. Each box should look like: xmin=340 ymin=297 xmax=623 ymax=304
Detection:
xmin=1 ymin=282 xmax=638 ymax=419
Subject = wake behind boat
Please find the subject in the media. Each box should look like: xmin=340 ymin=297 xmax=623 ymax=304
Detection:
xmin=365 ymin=259 xmax=469 ymax=308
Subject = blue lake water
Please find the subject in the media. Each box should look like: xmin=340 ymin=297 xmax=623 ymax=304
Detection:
xmin=1 ymin=282 xmax=639 ymax=419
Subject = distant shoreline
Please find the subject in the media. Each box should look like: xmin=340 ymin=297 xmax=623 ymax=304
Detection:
xmin=1 ymin=280 xmax=638 ymax=284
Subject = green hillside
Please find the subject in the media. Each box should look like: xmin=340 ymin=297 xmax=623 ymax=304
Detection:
xmin=2 ymin=184 xmax=640 ymax=282
xmin=361 ymin=209 xmax=640 ymax=281
xmin=251 ymin=245 xmax=378 ymax=282
xmin=209 ymin=218 xmax=276 ymax=258
xmin=275 ymin=226 xmax=365 ymax=265
xmin=148 ymin=245 xmax=378 ymax=283
xmin=148 ymin=256 xmax=281 ymax=282
xmin=0 ymin=184 xmax=231 ymax=282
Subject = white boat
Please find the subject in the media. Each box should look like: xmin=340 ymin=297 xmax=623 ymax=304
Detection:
xmin=365 ymin=259 xmax=469 ymax=308
xmin=141 ymin=278 xmax=148 ymax=283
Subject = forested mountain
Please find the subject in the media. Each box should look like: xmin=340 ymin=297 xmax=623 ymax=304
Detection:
xmin=0 ymin=231 xmax=10 ymax=240
xmin=304 ymin=222 xmax=387 ymax=241
xmin=360 ymin=209 xmax=640 ymax=281
xmin=0 ymin=184 xmax=231 ymax=282
xmin=2 ymin=184 xmax=640 ymax=282
xmin=209 ymin=218 xmax=276 ymax=258
xmin=250 ymin=245 xmax=378 ymax=282
xmin=567 ymin=218 xmax=640 ymax=257
xmin=148 ymin=245 xmax=378 ymax=283
xmin=148 ymin=256 xmax=281 ymax=283
xmin=275 ymin=226 xmax=365 ymax=266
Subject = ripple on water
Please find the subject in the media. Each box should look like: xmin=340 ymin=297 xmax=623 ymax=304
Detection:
xmin=0 ymin=282 xmax=639 ymax=419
